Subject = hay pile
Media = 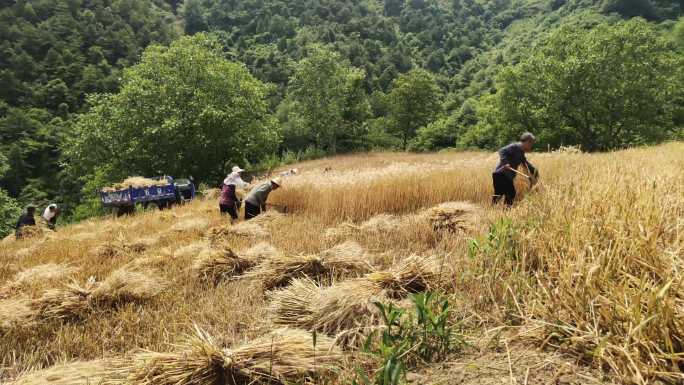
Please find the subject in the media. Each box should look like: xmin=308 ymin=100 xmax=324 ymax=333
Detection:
xmin=268 ymin=278 xmax=388 ymax=347
xmin=31 ymin=268 xmax=164 ymax=321
xmin=171 ymin=217 xmax=210 ymax=232
xmin=242 ymin=242 xmax=281 ymax=261
xmin=10 ymin=360 xmax=109 ymax=385
xmin=244 ymin=246 xmax=372 ymax=290
xmin=192 ymin=246 xmax=255 ymax=285
xmin=206 ymin=222 xmax=268 ymax=242
xmin=1 ymin=263 xmax=78 ymax=294
xmin=106 ymin=327 xmax=343 ymax=385
xmin=423 ymin=201 xmax=481 ymax=234
xmin=102 ymin=177 xmax=168 ymax=192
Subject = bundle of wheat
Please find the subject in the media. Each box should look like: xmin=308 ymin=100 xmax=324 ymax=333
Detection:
xmin=268 ymin=278 xmax=387 ymax=348
xmin=323 ymin=223 xmax=357 ymax=241
xmin=171 ymin=218 xmax=210 ymax=232
xmin=245 ymin=248 xmax=372 ymax=290
xmin=0 ymin=298 xmax=34 ymax=330
xmin=102 ymin=177 xmax=169 ymax=192
xmin=106 ymin=327 xmax=343 ymax=385
xmin=31 ymin=269 xmax=163 ymax=321
xmin=366 ymin=255 xmax=439 ymax=298
xmin=249 ymin=211 xmax=284 ymax=225
xmin=320 ymin=241 xmax=365 ymax=261
xmin=173 ymin=241 xmax=211 ymax=259
xmin=9 ymin=360 xmax=109 ymax=385
xmin=192 ymin=247 xmax=255 ymax=285
xmin=205 ymin=222 xmax=268 ymax=243
xmin=18 ymin=225 xmax=45 ymax=239
xmin=1 ymin=263 xmax=78 ymax=294
xmin=423 ymin=201 xmax=481 ymax=234
xmin=359 ymin=214 xmax=401 ymax=232
xmin=90 ymin=243 xmax=125 ymax=259
xmin=242 ymin=242 xmax=281 ymax=261
xmin=13 ymin=247 xmax=34 ymax=258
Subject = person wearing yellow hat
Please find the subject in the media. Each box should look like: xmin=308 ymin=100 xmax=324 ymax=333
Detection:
xmin=244 ymin=178 xmax=281 ymax=220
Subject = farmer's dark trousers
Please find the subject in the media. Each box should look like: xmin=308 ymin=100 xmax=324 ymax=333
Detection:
xmin=244 ymin=202 xmax=261 ymax=220
xmin=492 ymin=173 xmax=516 ymax=207
xmin=219 ymin=203 xmax=238 ymax=220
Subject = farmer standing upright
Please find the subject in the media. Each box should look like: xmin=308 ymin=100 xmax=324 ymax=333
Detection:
xmin=244 ymin=178 xmax=281 ymax=220
xmin=492 ymin=132 xmax=538 ymax=207
xmin=220 ymin=166 xmax=248 ymax=222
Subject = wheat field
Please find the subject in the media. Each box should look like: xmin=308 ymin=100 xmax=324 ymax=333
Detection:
xmin=1 ymin=143 xmax=682 ymax=384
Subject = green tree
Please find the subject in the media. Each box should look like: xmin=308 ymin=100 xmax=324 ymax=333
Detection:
xmin=65 ymin=33 xmax=280 ymax=190
xmin=481 ymin=19 xmax=682 ymax=151
xmin=0 ymin=153 xmax=21 ymax=238
xmin=386 ymin=68 xmax=443 ymax=149
xmin=287 ymin=45 xmax=370 ymax=153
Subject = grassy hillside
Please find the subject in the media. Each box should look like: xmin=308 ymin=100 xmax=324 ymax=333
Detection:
xmin=1 ymin=142 xmax=682 ymax=384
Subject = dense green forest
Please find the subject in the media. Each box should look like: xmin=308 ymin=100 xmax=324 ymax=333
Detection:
xmin=0 ymin=0 xmax=683 ymax=233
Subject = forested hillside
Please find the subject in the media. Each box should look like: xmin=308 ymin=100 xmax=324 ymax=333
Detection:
xmin=0 ymin=0 xmax=683 ymax=231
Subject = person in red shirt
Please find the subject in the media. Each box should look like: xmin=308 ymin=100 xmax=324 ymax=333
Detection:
xmin=219 ymin=166 xmax=247 ymax=222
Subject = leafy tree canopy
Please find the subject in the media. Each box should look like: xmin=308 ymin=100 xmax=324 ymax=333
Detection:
xmin=65 ymin=33 xmax=280 ymax=191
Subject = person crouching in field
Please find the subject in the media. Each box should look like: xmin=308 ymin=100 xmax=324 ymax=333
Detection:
xmin=492 ymin=132 xmax=538 ymax=207
xmin=15 ymin=205 xmax=36 ymax=239
xmin=244 ymin=178 xmax=281 ymax=220
xmin=220 ymin=166 xmax=248 ymax=222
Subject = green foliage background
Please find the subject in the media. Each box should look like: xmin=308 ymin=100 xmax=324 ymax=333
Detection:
xmin=0 ymin=0 xmax=682 ymax=233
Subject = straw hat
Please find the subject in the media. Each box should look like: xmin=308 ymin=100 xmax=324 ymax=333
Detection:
xmin=271 ymin=177 xmax=283 ymax=187
xmin=232 ymin=166 xmax=245 ymax=173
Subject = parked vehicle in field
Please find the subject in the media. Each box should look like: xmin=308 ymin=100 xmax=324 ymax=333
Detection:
xmin=100 ymin=176 xmax=195 ymax=215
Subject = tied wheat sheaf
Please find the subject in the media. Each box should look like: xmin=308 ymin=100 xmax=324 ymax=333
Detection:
xmin=1 ymin=144 xmax=683 ymax=385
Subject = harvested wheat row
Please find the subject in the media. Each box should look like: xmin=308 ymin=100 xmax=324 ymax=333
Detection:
xmin=9 ymin=360 xmax=109 ymax=385
xmin=423 ymin=201 xmax=481 ymax=234
xmin=104 ymin=326 xmax=343 ymax=385
xmin=30 ymin=269 xmax=164 ymax=321
xmin=268 ymin=278 xmax=389 ymax=348
xmin=320 ymin=240 xmax=365 ymax=261
xmin=192 ymin=247 xmax=255 ymax=285
xmin=244 ymin=245 xmax=372 ymax=290
xmin=1 ymin=263 xmax=79 ymax=295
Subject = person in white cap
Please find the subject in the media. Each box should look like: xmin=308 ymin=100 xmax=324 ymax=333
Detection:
xmin=219 ymin=166 xmax=248 ymax=221
xmin=42 ymin=203 xmax=60 ymax=230
xmin=244 ymin=177 xmax=281 ymax=220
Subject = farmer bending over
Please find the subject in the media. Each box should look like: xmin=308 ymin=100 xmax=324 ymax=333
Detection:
xmin=42 ymin=203 xmax=60 ymax=230
xmin=244 ymin=178 xmax=282 ymax=220
xmin=492 ymin=132 xmax=538 ymax=207
xmin=15 ymin=205 xmax=36 ymax=239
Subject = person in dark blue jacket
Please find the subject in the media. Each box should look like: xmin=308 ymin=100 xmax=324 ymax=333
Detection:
xmin=15 ymin=205 xmax=36 ymax=239
xmin=492 ymin=132 xmax=538 ymax=207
